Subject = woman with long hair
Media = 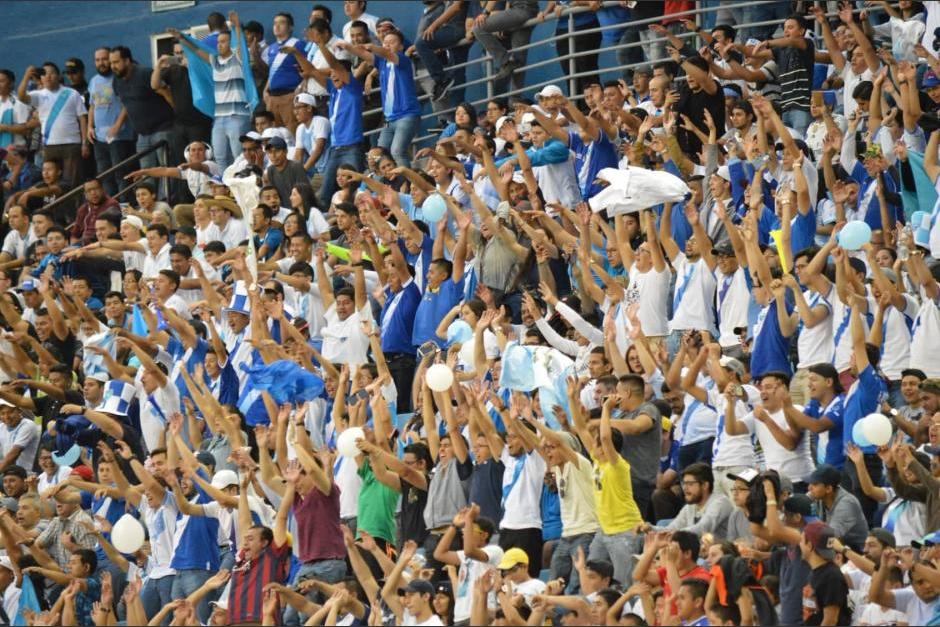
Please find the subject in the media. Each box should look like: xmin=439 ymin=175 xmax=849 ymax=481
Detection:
xmin=290 ymin=183 xmax=330 ymax=241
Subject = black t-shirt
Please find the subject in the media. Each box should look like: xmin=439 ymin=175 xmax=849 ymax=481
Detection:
xmin=677 ymin=85 xmax=726 ymax=156
xmin=400 ymin=477 xmax=429 ymax=545
xmin=113 ymin=64 xmax=175 ymax=135
xmin=34 ymin=389 xmax=85 ymax=433
xmin=160 ymin=65 xmax=213 ymax=128
xmin=806 ymin=561 xmax=850 ymax=626
xmin=266 ymin=161 xmax=311 ymax=208
xmin=42 ymin=331 xmax=79 ymax=371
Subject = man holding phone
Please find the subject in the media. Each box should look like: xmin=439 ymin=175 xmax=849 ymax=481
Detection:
xmin=17 ymin=63 xmax=88 ymax=193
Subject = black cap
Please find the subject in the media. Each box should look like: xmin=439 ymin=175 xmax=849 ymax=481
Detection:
xmin=783 ymin=493 xmax=817 ymax=519
xmin=807 ymin=464 xmax=842 ymax=487
xmin=585 ymin=559 xmax=614 ymax=580
xmin=401 ymin=579 xmax=434 ymax=597
xmin=65 ymin=57 xmax=84 ymax=72
xmin=173 ymin=226 xmax=197 ymax=238
xmin=869 ymin=527 xmax=896 ymax=549
xmin=265 ymin=136 xmax=288 ymax=151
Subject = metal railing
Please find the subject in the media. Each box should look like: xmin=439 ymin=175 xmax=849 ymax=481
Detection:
xmin=361 ymin=1 xmax=883 ymax=148
xmin=42 ymin=140 xmax=169 ymax=215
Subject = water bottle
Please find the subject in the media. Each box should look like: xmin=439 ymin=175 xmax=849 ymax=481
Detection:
xmin=898 ymin=225 xmax=912 ymax=261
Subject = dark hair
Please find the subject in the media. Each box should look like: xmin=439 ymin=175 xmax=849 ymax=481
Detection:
xmin=430 ymin=258 xmax=453 ymax=276
xmin=680 ymin=578 xmax=708 ymax=600
xmin=596 ymin=588 xmax=622 ymax=609
xmin=256 ymin=203 xmax=275 ymax=221
xmin=671 ymin=530 xmax=701 ymax=560
xmin=255 ymin=110 xmax=275 ymax=122
xmin=710 ymin=603 xmax=741 ymax=624
xmin=203 ymin=241 xmax=226 ymax=255
xmin=111 ymin=46 xmax=133 ymax=61
xmin=250 ymin=524 xmax=274 ymax=546
xmin=794 ymin=246 xmax=820 ymax=265
xmin=42 ymin=158 xmax=62 ymax=171
xmin=336 ymin=287 xmax=355 ymax=301
xmin=759 ymin=371 xmax=791 ymax=387
xmin=808 ymin=363 xmax=844 ymax=395
xmin=137 ymin=181 xmax=157 ymax=196
xmin=158 ymin=269 xmax=180 ymax=290
xmin=292 ymin=182 xmax=319 ymax=215
xmin=682 ymin=462 xmax=714 ymax=493
xmin=74 ymin=548 xmax=98 ymax=573
xmin=454 ymin=102 xmax=478 ymax=127
xmin=42 ymin=61 xmax=61 ymax=75
xmin=617 ymin=374 xmax=644 ymax=397
xmin=45 ymin=226 xmax=67 ymax=240
xmin=288 ymin=261 xmax=314 ymax=278
xmin=309 ymin=17 xmax=332 ymax=36
xmin=147 ymin=223 xmax=169 ymax=239
xmin=96 ymin=210 xmax=121 ymax=231
xmin=852 ymin=80 xmax=873 ymax=102
xmin=243 ymin=20 xmax=264 ymax=37
xmin=207 ymin=11 xmax=226 ymax=30
xmin=685 ymin=56 xmax=710 ymax=73
xmin=275 ymin=12 xmax=294 ymax=27
xmin=785 ymin=13 xmax=807 ymax=30
xmin=0 ymin=69 xmax=13 ymax=84
xmin=169 ymin=244 xmax=192 ymax=259
xmin=901 ymin=368 xmax=928 ymax=381
xmin=732 ymin=100 xmax=754 ymax=117
xmin=311 ymin=4 xmax=333 ymax=22
xmin=712 ymin=24 xmax=736 ymax=41
xmin=334 ymin=202 xmax=359 ymax=217
xmin=104 ymin=291 xmax=124 ymax=302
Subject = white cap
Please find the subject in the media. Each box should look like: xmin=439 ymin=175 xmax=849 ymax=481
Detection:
xmin=121 ymin=215 xmax=144 ymax=232
xmin=211 ymin=469 xmax=239 ymax=490
xmin=495 ymin=116 xmax=512 ymax=134
xmin=0 ymin=556 xmax=13 ymax=572
xmin=715 ymin=165 xmax=731 ymax=181
xmin=511 ymin=171 xmax=526 ymax=184
xmin=538 ymin=84 xmax=563 ymax=98
xmin=0 ymin=398 xmax=14 ymax=408
xmin=520 ymin=112 xmax=536 ymax=125
xmin=294 ymin=93 xmax=317 ymax=107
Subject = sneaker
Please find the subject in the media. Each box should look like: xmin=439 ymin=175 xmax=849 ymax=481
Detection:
xmin=432 ymin=76 xmax=454 ymax=102
xmin=493 ymin=58 xmax=519 ymax=82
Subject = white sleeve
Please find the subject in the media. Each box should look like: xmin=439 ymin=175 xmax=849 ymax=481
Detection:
xmin=204 ymin=161 xmax=222 ymax=176
xmin=1 ymin=233 xmax=16 ymax=258
xmin=72 ymin=91 xmax=87 ymax=116
xmin=313 ymin=116 xmax=330 ymax=140
xmin=555 ymin=302 xmax=604 ymax=346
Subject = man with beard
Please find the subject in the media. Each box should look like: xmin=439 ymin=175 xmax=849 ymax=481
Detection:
xmin=87 ymin=47 xmax=134 ymax=195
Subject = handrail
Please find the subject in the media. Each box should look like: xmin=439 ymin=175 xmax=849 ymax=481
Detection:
xmin=41 ymin=140 xmax=169 ymax=214
xmin=360 ymin=1 xmax=884 ymax=142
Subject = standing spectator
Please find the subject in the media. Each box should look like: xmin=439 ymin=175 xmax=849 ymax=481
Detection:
xmin=751 ymin=15 xmax=815 ymax=134
xmin=243 ymin=20 xmax=269 ymax=97
xmin=110 ymin=47 xmax=176 ymax=177
xmin=342 ymin=0 xmax=380 ymax=41
xmin=472 ymin=0 xmax=540 ymax=91
xmin=173 ymin=11 xmax=252 ymax=170
xmin=16 ymin=62 xmax=88 ymax=191
xmin=801 ymin=521 xmax=852 ymax=626
xmin=339 ymin=30 xmax=420 ymax=167
xmin=541 ymin=1 xmax=601 ymax=97
xmin=87 ymin=47 xmax=135 ymax=197
xmin=262 ymin=12 xmax=307 ymax=133
xmin=153 ymin=44 xmax=214 ymax=155
xmin=0 ymin=69 xmax=31 ymax=150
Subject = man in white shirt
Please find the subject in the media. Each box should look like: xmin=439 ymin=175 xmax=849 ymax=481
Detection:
xmin=0 ymin=69 xmax=30 ymax=148
xmin=292 ymin=93 xmax=329 ymax=175
xmin=204 ymin=196 xmax=249 ymax=251
xmin=123 ymin=336 xmax=178 ymax=453
xmin=342 ymin=0 xmax=379 ymax=42
xmin=0 ymin=401 xmax=39 ymax=471
xmin=316 ymin=248 xmax=371 ymax=365
xmin=170 ymin=244 xmax=219 ymax=306
xmin=623 ymin=211 xmax=671 ymax=341
xmin=0 ymin=556 xmax=20 ymax=626
xmin=433 ymin=506 xmax=502 ymax=624
xmin=151 ymin=269 xmax=192 ymax=321
xmin=17 ymin=62 xmax=88 ymax=188
xmin=0 ymin=205 xmax=36 ymax=266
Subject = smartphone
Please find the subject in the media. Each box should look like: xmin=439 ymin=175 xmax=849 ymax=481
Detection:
xmin=417 ymin=341 xmax=438 ymax=360
xmin=352 ymin=389 xmax=369 ymax=404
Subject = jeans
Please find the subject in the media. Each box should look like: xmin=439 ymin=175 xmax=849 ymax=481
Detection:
xmin=378 ymin=116 xmax=420 ymax=168
xmin=473 ymin=5 xmax=538 ymax=90
xmin=589 ymin=530 xmax=638 ymax=585
xmin=549 ymin=532 xmax=595 ymax=594
xmin=141 ymin=575 xmax=175 ymax=624
xmin=844 ymin=453 xmax=885 ymax=528
xmin=137 ymin=128 xmax=176 ymax=200
xmin=282 ymin=559 xmax=347 ymax=626
xmin=730 ymin=1 xmax=789 ymax=41
xmin=555 ymin=25 xmax=601 ymax=96
xmin=211 ymin=114 xmax=250 ymax=170
xmin=92 ymin=139 xmax=136 ymax=197
xmin=782 ymin=108 xmax=812 ymax=136
xmin=678 ymin=437 xmax=715 ymax=471
xmin=318 ymin=144 xmax=365 ymax=208
xmin=170 ymin=569 xmax=213 ymax=624
xmin=414 ymin=22 xmax=466 ymax=86
xmin=617 ymin=28 xmax=646 ymax=77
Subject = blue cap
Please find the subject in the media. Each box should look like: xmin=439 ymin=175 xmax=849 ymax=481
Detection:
xmin=912 ymin=531 xmax=940 ymax=548
xmin=924 ymin=70 xmax=940 ymax=89
xmin=19 ymin=280 xmax=37 ymax=292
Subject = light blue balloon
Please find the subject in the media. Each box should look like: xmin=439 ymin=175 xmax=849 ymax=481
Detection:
xmin=911 ymin=211 xmax=927 ymax=229
xmin=446 ymin=320 xmax=473 ymax=346
xmin=852 ymin=419 xmax=872 ymax=448
xmin=838 ymin=220 xmax=872 ymax=251
xmin=52 ymin=444 xmax=82 ymax=467
xmin=499 ymin=344 xmax=536 ymax=392
xmin=422 ymin=193 xmax=447 ymax=222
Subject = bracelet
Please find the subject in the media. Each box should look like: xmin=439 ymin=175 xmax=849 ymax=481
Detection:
xmin=766 ymin=500 xmax=777 ymax=506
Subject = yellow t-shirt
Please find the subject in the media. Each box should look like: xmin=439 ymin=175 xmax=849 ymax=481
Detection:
xmin=593 ymin=453 xmax=644 ymax=535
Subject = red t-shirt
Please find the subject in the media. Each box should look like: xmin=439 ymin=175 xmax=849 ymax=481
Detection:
xmin=663 ymin=1 xmax=694 ymax=24
xmin=292 ymin=482 xmax=346 ymax=562
xmin=657 ymin=564 xmax=713 ymax=614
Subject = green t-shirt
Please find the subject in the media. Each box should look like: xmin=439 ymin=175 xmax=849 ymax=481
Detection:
xmin=357 ymin=460 xmax=398 ymax=544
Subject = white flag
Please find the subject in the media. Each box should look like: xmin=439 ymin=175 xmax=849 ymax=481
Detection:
xmin=588 ymin=167 xmax=690 ymax=216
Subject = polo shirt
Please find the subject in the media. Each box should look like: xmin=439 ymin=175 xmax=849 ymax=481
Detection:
xmin=27 ymin=86 xmax=85 ymax=145
xmin=375 ymin=53 xmax=420 ymax=122
xmin=263 ymin=38 xmax=308 ymax=94
xmin=412 ymin=276 xmax=465 ymax=348
xmin=380 ymin=280 xmax=421 ymax=355
xmin=113 ymin=65 xmax=175 ymax=135
xmin=327 ymin=77 xmax=364 ymax=148
xmin=142 ymin=242 xmax=172 ymax=279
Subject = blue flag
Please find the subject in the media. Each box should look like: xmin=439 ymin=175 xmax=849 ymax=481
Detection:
xmin=14 ymin=576 xmax=42 ymax=625
xmin=131 ymin=304 xmax=149 ymax=337
xmin=237 ymin=360 xmax=325 ymax=426
xmin=901 ymin=150 xmax=938 ymax=224
xmin=181 ymin=30 xmax=259 ymax=119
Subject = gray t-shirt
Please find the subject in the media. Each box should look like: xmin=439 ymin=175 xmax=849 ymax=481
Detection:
xmin=473 ymin=229 xmax=520 ymax=293
xmin=616 ymin=402 xmax=661 ymax=485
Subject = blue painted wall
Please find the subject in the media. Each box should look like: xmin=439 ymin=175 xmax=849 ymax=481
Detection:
xmin=0 ymin=1 xmax=619 ymax=120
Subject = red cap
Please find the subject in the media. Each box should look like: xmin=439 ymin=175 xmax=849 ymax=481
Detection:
xmin=70 ymin=465 xmax=94 ymax=481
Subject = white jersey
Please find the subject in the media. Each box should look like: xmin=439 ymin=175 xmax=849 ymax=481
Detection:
xmin=796 ymin=289 xmax=833 ymax=369
xmin=715 ymin=267 xmax=750 ymax=347
xmin=669 ymin=253 xmax=716 ymax=333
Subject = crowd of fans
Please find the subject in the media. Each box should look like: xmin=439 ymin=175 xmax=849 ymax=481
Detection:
xmin=1 ymin=0 xmax=940 ymax=625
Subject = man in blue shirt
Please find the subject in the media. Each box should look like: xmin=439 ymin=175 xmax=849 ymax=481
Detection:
xmin=783 ymin=363 xmax=846 ymax=469
xmin=843 ymin=301 xmax=888 ymax=525
xmin=412 ymin=212 xmax=470 ymax=349
xmin=262 ymin=12 xmax=307 ymax=132
xmin=87 ymin=47 xmax=134 ymax=196
xmin=294 ymin=25 xmax=365 ymax=210
xmin=379 ymin=244 xmax=422 ymax=411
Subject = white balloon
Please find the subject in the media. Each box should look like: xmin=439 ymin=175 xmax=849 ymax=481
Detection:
xmin=337 ymin=427 xmax=365 ymax=458
xmin=111 ymin=514 xmax=146 ymax=554
xmin=426 ymin=363 xmax=454 ymax=392
xmin=458 ymin=338 xmax=476 ymax=365
xmin=861 ymin=413 xmax=893 ymax=447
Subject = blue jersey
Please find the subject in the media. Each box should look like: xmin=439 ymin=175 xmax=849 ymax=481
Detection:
xmin=412 ymin=276 xmax=465 ymax=348
xmin=804 ymin=394 xmax=846 ymax=468
xmin=843 ymin=365 xmax=887 ymax=455
xmin=751 ymin=300 xmax=794 ymax=379
xmin=375 ymin=53 xmax=421 ymax=122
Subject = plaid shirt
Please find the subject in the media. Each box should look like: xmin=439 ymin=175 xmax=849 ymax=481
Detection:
xmin=35 ymin=508 xmax=96 ymax=570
